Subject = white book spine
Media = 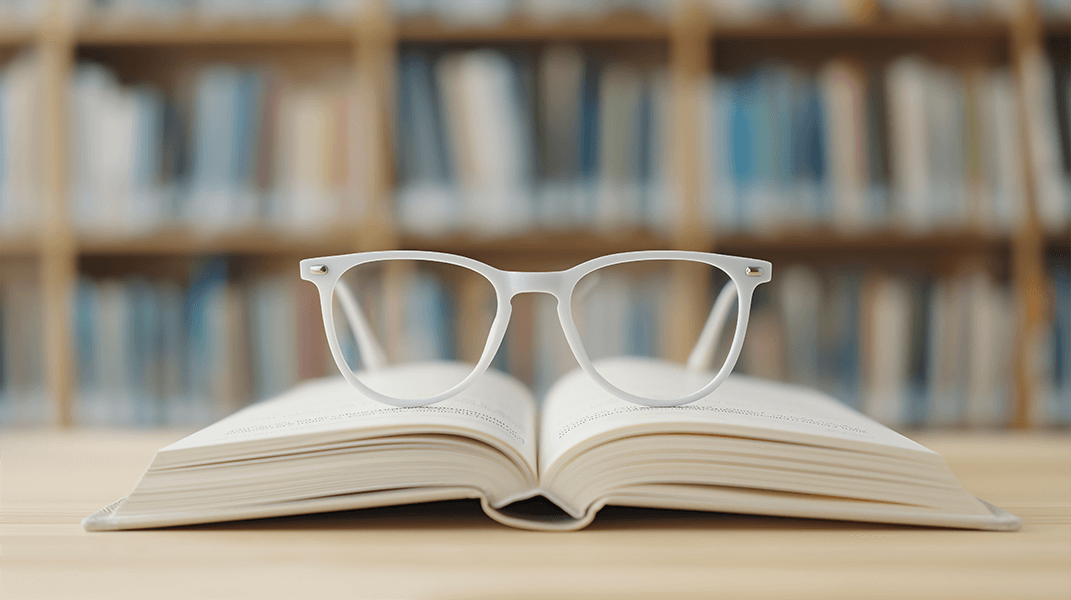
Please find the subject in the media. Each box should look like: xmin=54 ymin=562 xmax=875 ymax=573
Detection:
xmin=886 ymin=58 xmax=931 ymax=232
xmin=819 ymin=60 xmax=869 ymax=233
xmin=863 ymin=276 xmax=912 ymax=427
xmin=596 ymin=63 xmax=644 ymax=231
xmin=964 ymin=272 xmax=1012 ymax=427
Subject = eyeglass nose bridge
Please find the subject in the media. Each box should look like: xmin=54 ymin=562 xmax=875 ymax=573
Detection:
xmin=502 ymin=270 xmax=570 ymax=298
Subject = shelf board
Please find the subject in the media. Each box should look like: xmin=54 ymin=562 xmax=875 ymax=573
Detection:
xmin=76 ymin=18 xmax=356 ymax=46
xmin=397 ymin=13 xmax=670 ymax=42
xmin=712 ymin=229 xmax=1010 ymax=254
xmin=54 ymin=15 xmax=1021 ymax=47
xmin=0 ymin=233 xmax=40 ymax=257
xmin=77 ymin=227 xmax=365 ymax=256
xmin=0 ymin=25 xmax=35 ymax=48
xmin=1045 ymin=227 xmax=1071 ymax=247
xmin=400 ymin=229 xmax=675 ymax=255
xmin=712 ymin=19 xmax=1010 ymax=40
xmin=1043 ymin=19 xmax=1071 ymax=36
xmin=69 ymin=228 xmax=1020 ymax=258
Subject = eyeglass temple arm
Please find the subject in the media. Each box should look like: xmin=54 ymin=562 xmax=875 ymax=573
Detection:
xmin=686 ymin=281 xmax=737 ymax=373
xmin=333 ymin=279 xmax=388 ymax=372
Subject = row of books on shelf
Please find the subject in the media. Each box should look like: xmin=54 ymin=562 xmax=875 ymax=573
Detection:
xmin=396 ymin=47 xmax=1071 ymax=237
xmin=69 ymin=262 xmax=331 ymax=426
xmin=67 ymin=60 xmax=367 ymax=234
xmin=805 ymin=259 xmax=1067 ymax=426
xmin=8 ymin=0 xmax=1071 ymax=28
xmin=2 ymin=50 xmax=1070 ymax=237
xmin=744 ymin=266 xmax=1024 ymax=427
xmin=534 ymin=264 xmax=1068 ymax=428
xmin=2 ymin=258 xmax=1066 ymax=427
xmin=395 ymin=47 xmax=677 ymax=236
xmin=700 ymin=56 xmax=1070 ymax=234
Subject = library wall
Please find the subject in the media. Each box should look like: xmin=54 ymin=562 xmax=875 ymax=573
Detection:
xmin=0 ymin=0 xmax=1068 ymax=428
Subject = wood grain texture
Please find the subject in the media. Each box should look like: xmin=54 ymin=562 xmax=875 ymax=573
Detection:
xmin=1 ymin=430 xmax=1068 ymax=599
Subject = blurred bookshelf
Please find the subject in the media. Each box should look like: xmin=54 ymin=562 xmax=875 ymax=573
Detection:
xmin=0 ymin=0 xmax=1067 ymax=429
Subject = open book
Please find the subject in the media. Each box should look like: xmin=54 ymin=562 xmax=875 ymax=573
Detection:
xmin=84 ymin=362 xmax=1020 ymax=532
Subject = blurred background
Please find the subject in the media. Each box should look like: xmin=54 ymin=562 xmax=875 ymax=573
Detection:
xmin=0 ymin=0 xmax=1067 ymax=430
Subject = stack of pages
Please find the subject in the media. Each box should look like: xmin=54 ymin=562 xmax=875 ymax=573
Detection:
xmin=85 ymin=364 xmax=1020 ymax=532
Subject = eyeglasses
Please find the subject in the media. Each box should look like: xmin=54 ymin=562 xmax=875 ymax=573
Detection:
xmin=300 ymin=250 xmax=771 ymax=408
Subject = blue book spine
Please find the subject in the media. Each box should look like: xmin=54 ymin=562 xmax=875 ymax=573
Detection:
xmin=190 ymin=66 xmax=240 ymax=206
xmin=127 ymin=279 xmax=157 ymax=426
xmin=74 ymin=277 xmax=99 ymax=395
xmin=907 ymin=279 xmax=930 ymax=426
xmin=1053 ymin=260 xmax=1071 ymax=424
xmin=578 ymin=58 xmax=601 ymax=221
xmin=184 ymin=258 xmax=228 ymax=411
xmin=398 ymin=52 xmax=452 ymax=184
xmin=768 ymin=68 xmax=795 ymax=194
xmin=791 ymin=80 xmax=827 ymax=220
xmin=235 ymin=69 xmax=263 ymax=189
xmin=508 ymin=53 xmax=537 ymax=188
xmin=729 ymin=71 xmax=757 ymax=226
xmin=750 ymin=68 xmax=775 ymax=225
xmin=158 ymin=281 xmax=186 ymax=426
xmin=827 ymin=274 xmax=861 ymax=408
xmin=711 ymin=77 xmax=737 ymax=231
xmin=130 ymin=85 xmax=164 ymax=191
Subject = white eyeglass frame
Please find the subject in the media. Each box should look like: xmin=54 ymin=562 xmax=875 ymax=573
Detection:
xmin=300 ymin=250 xmax=772 ymax=408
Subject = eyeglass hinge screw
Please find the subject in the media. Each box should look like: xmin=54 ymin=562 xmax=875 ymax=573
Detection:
xmin=309 ymin=265 xmax=328 ymax=275
xmin=745 ymin=266 xmax=763 ymax=277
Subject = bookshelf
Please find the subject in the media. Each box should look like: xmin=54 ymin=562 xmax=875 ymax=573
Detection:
xmin=76 ymin=227 xmax=369 ymax=256
xmin=76 ymin=18 xmax=357 ymax=46
xmin=710 ymin=20 xmax=1012 ymax=40
xmin=396 ymin=13 xmax=672 ymax=42
xmin=712 ymin=231 xmax=1011 ymax=261
xmin=0 ymin=0 xmax=1065 ymax=428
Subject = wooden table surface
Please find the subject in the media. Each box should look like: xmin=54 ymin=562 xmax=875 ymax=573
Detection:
xmin=2 ymin=429 xmax=1069 ymax=600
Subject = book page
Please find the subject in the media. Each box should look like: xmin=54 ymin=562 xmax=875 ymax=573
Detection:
xmin=165 ymin=364 xmax=537 ymax=475
xmin=539 ymin=359 xmax=936 ymax=477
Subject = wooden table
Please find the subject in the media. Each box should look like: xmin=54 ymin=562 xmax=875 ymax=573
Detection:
xmin=2 ymin=430 xmax=1069 ymax=599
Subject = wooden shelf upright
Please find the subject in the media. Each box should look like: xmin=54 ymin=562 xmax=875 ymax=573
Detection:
xmin=38 ymin=1 xmax=77 ymax=426
xmin=1009 ymin=0 xmax=1057 ymax=428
